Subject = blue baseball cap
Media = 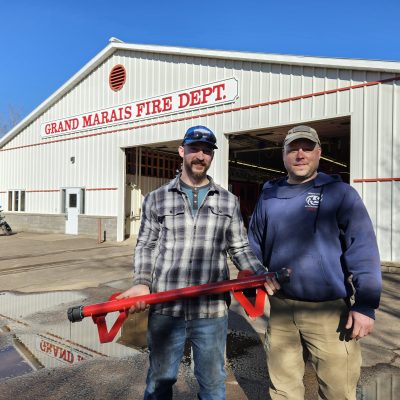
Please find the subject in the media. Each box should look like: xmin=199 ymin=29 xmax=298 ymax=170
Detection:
xmin=182 ymin=125 xmax=218 ymax=149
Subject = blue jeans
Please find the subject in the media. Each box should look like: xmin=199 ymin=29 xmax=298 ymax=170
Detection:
xmin=144 ymin=313 xmax=228 ymax=400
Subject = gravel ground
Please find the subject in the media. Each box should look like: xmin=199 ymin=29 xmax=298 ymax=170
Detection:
xmin=0 ymin=354 xmax=200 ymax=400
xmin=0 ymin=326 xmax=317 ymax=400
xmin=1 ymin=234 xmax=399 ymax=399
xmin=0 ymin=318 xmax=271 ymax=399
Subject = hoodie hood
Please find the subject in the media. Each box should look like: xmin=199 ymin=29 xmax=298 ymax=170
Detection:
xmin=262 ymin=172 xmax=342 ymax=199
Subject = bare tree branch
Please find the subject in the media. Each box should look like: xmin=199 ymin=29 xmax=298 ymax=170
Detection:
xmin=0 ymin=105 xmax=23 ymax=137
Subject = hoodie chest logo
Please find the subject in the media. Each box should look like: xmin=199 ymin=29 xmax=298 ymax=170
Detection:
xmin=305 ymin=193 xmax=322 ymax=209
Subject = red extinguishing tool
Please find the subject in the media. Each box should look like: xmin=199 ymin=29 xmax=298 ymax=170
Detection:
xmin=67 ymin=268 xmax=290 ymax=343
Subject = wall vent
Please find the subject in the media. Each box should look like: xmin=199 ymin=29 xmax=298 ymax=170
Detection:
xmin=109 ymin=64 xmax=126 ymax=91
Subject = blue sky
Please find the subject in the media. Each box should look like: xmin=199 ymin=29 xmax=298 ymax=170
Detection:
xmin=1 ymin=0 xmax=399 ymax=130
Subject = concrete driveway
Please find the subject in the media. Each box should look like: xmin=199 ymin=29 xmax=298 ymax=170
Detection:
xmin=0 ymin=232 xmax=399 ymax=399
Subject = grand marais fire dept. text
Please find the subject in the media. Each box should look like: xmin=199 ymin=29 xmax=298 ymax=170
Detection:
xmin=41 ymin=78 xmax=237 ymax=138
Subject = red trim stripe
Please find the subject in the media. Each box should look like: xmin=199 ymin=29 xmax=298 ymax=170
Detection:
xmin=86 ymin=187 xmax=118 ymax=191
xmin=1 ymin=75 xmax=400 ymax=153
xmin=353 ymin=178 xmax=400 ymax=183
xmin=7 ymin=188 xmax=119 ymax=193
xmin=26 ymin=189 xmax=59 ymax=193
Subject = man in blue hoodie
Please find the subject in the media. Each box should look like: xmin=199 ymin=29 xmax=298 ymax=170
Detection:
xmin=248 ymin=125 xmax=382 ymax=400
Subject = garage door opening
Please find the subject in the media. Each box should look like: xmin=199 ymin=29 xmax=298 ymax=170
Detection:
xmin=124 ymin=145 xmax=181 ymax=237
xmin=228 ymin=117 xmax=350 ymax=227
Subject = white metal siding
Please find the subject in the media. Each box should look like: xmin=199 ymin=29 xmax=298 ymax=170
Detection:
xmin=0 ymin=49 xmax=399 ymax=261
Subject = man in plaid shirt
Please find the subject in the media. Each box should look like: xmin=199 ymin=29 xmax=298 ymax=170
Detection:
xmin=118 ymin=125 xmax=280 ymax=400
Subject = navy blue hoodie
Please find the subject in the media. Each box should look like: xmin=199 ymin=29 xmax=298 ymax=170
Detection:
xmin=248 ymin=172 xmax=382 ymax=319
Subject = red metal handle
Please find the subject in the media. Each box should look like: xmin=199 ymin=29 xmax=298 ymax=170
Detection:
xmin=91 ymin=293 xmax=130 ymax=343
xmin=232 ymin=270 xmax=267 ymax=317
xmin=68 ymin=268 xmax=290 ymax=343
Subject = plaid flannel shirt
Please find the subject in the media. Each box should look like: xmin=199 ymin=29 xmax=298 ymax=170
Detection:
xmin=133 ymin=175 xmax=266 ymax=319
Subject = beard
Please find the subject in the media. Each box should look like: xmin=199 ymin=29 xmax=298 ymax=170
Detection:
xmin=183 ymin=158 xmax=210 ymax=181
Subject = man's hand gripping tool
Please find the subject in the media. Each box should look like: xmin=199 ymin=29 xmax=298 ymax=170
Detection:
xmin=67 ymin=268 xmax=290 ymax=343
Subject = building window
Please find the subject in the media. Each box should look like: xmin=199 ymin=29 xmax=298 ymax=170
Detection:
xmin=14 ymin=191 xmax=19 ymax=211
xmin=21 ymin=191 xmax=25 ymax=211
xmin=81 ymin=188 xmax=85 ymax=214
xmin=69 ymin=193 xmax=77 ymax=208
xmin=8 ymin=190 xmax=26 ymax=212
xmin=8 ymin=192 xmax=12 ymax=211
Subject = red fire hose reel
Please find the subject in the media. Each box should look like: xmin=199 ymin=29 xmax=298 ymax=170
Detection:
xmin=67 ymin=268 xmax=290 ymax=343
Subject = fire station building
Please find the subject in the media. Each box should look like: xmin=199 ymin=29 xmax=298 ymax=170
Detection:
xmin=1 ymin=38 xmax=399 ymax=263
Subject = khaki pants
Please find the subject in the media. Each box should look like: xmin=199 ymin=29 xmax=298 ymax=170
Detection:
xmin=267 ymin=295 xmax=361 ymax=400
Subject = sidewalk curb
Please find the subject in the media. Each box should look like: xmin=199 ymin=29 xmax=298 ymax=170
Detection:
xmin=381 ymin=261 xmax=400 ymax=273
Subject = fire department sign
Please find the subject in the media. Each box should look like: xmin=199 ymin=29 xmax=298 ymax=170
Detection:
xmin=41 ymin=78 xmax=238 ymax=138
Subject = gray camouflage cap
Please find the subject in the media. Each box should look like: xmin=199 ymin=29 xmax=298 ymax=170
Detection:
xmin=283 ymin=125 xmax=320 ymax=147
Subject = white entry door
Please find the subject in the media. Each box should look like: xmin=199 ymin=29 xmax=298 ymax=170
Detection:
xmin=65 ymin=188 xmax=81 ymax=235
